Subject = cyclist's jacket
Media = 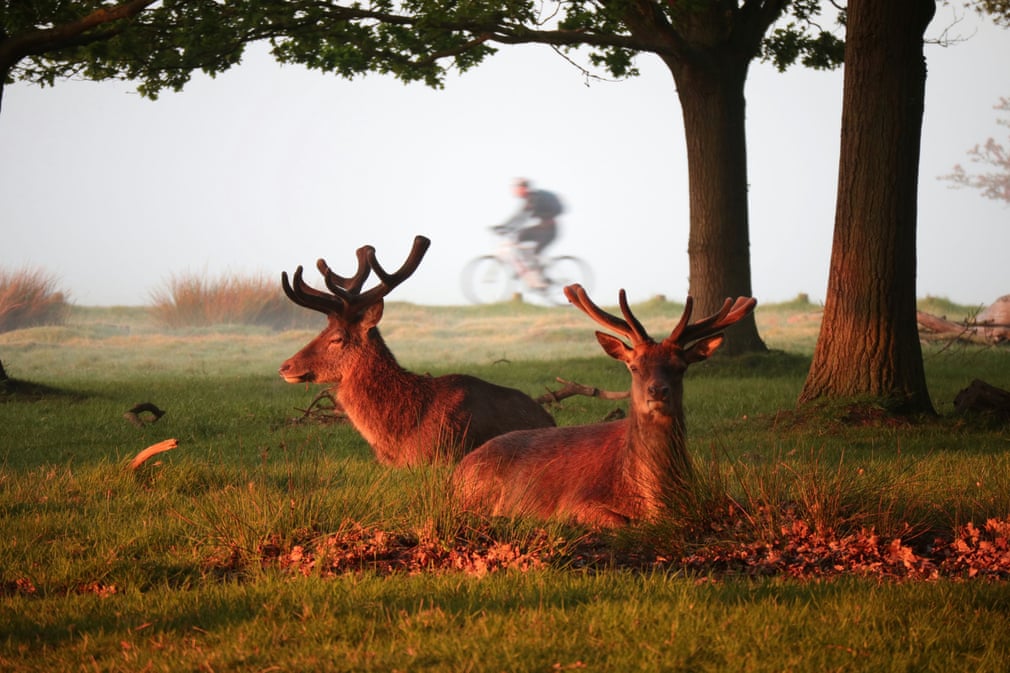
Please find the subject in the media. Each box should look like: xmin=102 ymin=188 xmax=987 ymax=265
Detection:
xmin=501 ymin=189 xmax=564 ymax=231
xmin=525 ymin=190 xmax=564 ymax=219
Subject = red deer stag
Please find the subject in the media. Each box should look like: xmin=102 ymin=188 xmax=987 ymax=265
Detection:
xmin=453 ymin=284 xmax=756 ymax=527
xmin=279 ymin=235 xmax=555 ymax=466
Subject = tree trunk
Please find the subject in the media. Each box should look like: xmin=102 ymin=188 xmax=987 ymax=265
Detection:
xmin=664 ymin=55 xmax=767 ymax=355
xmin=798 ymin=0 xmax=936 ymax=414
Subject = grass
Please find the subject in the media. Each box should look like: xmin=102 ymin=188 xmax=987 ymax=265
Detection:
xmin=3 ymin=573 xmax=1010 ymax=671
xmin=2 ymin=298 xmax=1010 ymax=671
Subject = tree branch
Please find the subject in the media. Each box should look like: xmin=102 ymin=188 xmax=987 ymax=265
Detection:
xmin=536 ymin=377 xmax=629 ymax=405
xmin=0 ymin=0 xmax=156 ymax=66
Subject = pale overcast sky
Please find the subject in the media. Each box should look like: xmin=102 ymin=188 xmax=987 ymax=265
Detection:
xmin=0 ymin=9 xmax=1007 ymax=308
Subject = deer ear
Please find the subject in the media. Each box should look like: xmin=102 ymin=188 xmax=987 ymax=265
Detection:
xmin=684 ymin=334 xmax=724 ymax=363
xmin=360 ymin=299 xmax=384 ymax=329
xmin=596 ymin=331 xmax=632 ymax=362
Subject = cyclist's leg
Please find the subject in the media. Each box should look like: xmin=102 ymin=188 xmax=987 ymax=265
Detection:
xmin=519 ymin=220 xmax=556 ymax=265
xmin=515 ymin=228 xmax=549 ymax=289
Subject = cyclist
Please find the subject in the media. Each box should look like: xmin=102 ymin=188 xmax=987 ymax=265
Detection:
xmin=493 ymin=178 xmax=563 ymax=288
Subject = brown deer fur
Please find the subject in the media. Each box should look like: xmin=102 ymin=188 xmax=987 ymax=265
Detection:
xmin=279 ymin=235 xmax=555 ymax=466
xmin=453 ymin=285 xmax=756 ymax=527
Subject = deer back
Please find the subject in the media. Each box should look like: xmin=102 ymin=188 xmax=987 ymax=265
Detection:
xmin=454 ymin=286 xmax=756 ymax=526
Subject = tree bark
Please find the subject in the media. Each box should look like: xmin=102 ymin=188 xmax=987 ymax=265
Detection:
xmin=662 ymin=52 xmax=767 ymax=356
xmin=798 ymin=0 xmax=936 ymax=414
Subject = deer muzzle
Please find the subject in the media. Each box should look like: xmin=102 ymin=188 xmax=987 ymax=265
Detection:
xmin=279 ymin=359 xmax=314 ymax=384
xmin=645 ymin=383 xmax=674 ymax=415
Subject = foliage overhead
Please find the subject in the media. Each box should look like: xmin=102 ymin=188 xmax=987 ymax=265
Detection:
xmin=969 ymin=0 xmax=1010 ymax=25
xmin=2 ymin=1 xmax=846 ymax=101
xmin=940 ymin=96 xmax=1010 ymax=204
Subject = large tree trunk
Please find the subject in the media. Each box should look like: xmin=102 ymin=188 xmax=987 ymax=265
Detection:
xmin=664 ymin=56 xmax=767 ymax=356
xmin=798 ymin=0 xmax=936 ymax=414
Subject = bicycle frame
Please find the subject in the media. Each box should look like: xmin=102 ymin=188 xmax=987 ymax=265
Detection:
xmin=492 ymin=235 xmax=541 ymax=282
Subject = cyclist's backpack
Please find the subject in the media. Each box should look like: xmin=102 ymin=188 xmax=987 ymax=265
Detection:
xmin=529 ymin=190 xmax=564 ymax=219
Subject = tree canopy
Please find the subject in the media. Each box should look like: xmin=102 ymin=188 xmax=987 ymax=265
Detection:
xmin=2 ymin=1 xmax=844 ymax=107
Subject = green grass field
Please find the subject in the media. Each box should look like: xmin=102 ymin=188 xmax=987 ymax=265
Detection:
xmin=2 ymin=298 xmax=1009 ymax=672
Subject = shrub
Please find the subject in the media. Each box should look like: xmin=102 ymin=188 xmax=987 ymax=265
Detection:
xmin=0 ymin=267 xmax=69 ymax=333
xmin=150 ymin=272 xmax=311 ymax=329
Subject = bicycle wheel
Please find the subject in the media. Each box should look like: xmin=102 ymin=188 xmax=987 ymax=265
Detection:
xmin=541 ymin=256 xmax=594 ymax=305
xmin=461 ymin=256 xmax=515 ymax=304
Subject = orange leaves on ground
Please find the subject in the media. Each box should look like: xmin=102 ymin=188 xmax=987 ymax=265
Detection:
xmin=217 ymin=517 xmax=1010 ymax=582
xmin=936 ymin=519 xmax=1010 ymax=579
xmin=258 ymin=523 xmax=561 ymax=578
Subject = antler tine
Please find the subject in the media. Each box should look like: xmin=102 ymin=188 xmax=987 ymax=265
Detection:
xmin=564 ymin=284 xmax=651 ymax=344
xmin=667 ymin=295 xmax=696 ymax=343
xmin=281 ymin=266 xmax=345 ymax=315
xmin=618 ymin=289 xmax=652 ymax=344
xmin=355 ymin=235 xmax=432 ymax=308
xmin=668 ymin=296 xmax=758 ymax=345
xmin=317 ymin=245 xmax=372 ymax=296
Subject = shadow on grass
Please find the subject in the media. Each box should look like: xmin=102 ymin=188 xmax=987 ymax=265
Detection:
xmin=0 ymin=375 xmax=86 ymax=403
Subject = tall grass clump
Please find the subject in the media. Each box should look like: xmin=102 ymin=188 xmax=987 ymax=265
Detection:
xmin=0 ymin=267 xmax=69 ymax=333
xmin=150 ymin=272 xmax=309 ymax=329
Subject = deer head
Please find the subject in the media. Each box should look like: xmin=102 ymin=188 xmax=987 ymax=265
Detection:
xmin=566 ymin=284 xmax=758 ymax=426
xmin=278 ymin=235 xmax=430 ymax=384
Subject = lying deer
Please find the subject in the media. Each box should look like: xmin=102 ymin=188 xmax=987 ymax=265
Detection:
xmin=453 ymin=284 xmax=756 ymax=527
xmin=279 ymin=235 xmax=555 ymax=466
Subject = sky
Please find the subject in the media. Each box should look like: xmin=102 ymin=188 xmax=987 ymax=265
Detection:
xmin=1 ymin=8 xmax=1008 ymax=309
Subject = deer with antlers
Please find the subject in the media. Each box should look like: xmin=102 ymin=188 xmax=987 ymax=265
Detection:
xmin=453 ymin=284 xmax=756 ymax=528
xmin=279 ymin=235 xmax=555 ymax=466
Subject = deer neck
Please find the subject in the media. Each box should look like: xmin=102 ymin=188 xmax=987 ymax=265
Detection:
xmin=621 ymin=408 xmax=690 ymax=518
xmin=338 ymin=328 xmax=433 ymax=407
xmin=330 ymin=328 xmax=440 ymax=463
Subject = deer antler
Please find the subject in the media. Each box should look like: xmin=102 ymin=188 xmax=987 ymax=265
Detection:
xmin=666 ymin=296 xmax=757 ymax=346
xmin=564 ymin=284 xmax=651 ymax=345
xmin=282 ymin=265 xmax=344 ymax=314
xmin=281 ymin=235 xmax=431 ymax=317
xmin=355 ymin=235 xmax=431 ymax=309
xmin=318 ymin=245 xmax=372 ymax=295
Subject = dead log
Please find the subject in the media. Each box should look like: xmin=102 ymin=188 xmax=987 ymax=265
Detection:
xmin=536 ymin=377 xmax=629 ymax=405
xmin=918 ymin=295 xmax=1010 ymax=344
xmin=916 ymin=311 xmax=1010 ymax=345
xmin=954 ymin=379 xmax=1010 ymax=420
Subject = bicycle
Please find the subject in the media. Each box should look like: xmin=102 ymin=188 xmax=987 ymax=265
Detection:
xmin=460 ymin=228 xmax=594 ymax=305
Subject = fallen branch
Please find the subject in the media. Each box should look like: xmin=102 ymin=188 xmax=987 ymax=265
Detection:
xmin=292 ymin=389 xmax=348 ymax=425
xmin=536 ymin=377 xmax=629 ymax=405
xmin=129 ymin=438 xmax=178 ymax=471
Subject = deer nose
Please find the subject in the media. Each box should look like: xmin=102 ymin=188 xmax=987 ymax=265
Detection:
xmin=648 ymin=383 xmax=670 ymax=401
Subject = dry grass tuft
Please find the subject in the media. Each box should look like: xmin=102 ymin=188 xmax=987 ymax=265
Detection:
xmin=0 ymin=267 xmax=70 ymax=333
xmin=150 ymin=273 xmax=308 ymax=329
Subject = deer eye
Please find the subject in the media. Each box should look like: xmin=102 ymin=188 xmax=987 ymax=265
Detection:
xmin=328 ymin=332 xmax=346 ymax=346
